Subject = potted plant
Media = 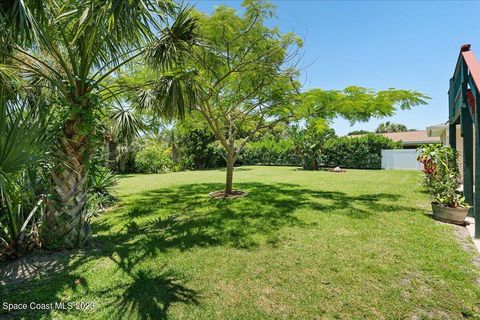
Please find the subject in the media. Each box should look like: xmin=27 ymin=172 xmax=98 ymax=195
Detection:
xmin=417 ymin=144 xmax=469 ymax=225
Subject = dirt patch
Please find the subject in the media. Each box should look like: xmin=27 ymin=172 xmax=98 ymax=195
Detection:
xmin=208 ymin=190 xmax=248 ymax=199
xmin=0 ymin=250 xmax=72 ymax=286
xmin=450 ymin=224 xmax=480 ymax=288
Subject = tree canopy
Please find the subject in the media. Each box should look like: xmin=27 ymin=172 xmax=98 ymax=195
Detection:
xmin=375 ymin=121 xmax=409 ymax=133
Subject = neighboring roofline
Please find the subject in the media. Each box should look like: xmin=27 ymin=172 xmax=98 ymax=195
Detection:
xmin=426 ymin=124 xmax=447 ymax=137
xmin=402 ymin=140 xmax=441 ymax=145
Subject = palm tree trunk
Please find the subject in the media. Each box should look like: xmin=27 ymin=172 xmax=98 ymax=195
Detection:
xmin=44 ymin=117 xmax=90 ymax=248
xmin=119 ymin=155 xmax=127 ymax=174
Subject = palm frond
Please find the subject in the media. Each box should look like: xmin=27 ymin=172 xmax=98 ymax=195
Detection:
xmin=146 ymin=6 xmax=197 ymax=70
xmin=138 ymin=70 xmax=199 ymax=121
xmin=110 ymin=106 xmax=144 ymax=144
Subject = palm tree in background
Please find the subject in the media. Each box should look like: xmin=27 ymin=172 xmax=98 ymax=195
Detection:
xmin=107 ymin=106 xmax=144 ymax=173
xmin=0 ymin=0 xmax=196 ymax=247
xmin=375 ymin=121 xmax=408 ymax=133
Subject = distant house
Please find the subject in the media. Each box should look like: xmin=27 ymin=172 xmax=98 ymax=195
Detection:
xmin=426 ymin=122 xmax=461 ymax=147
xmin=347 ymin=130 xmax=441 ymax=170
xmin=350 ymin=130 xmax=441 ymax=149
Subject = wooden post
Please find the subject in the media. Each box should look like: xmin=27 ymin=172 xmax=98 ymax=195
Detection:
xmin=449 ymin=123 xmax=456 ymax=148
xmin=461 ymin=107 xmax=474 ymax=211
xmin=449 ymin=77 xmax=456 ymax=149
xmin=473 ymin=84 xmax=480 ymax=238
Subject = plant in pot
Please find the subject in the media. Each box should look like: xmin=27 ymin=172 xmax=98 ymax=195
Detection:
xmin=417 ymin=144 xmax=469 ymax=225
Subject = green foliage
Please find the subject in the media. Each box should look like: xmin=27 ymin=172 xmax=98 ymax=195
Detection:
xmin=174 ymin=115 xmax=224 ymax=169
xmin=239 ymin=138 xmax=300 ymax=166
xmin=298 ymin=87 xmax=430 ymax=123
xmin=291 ymin=124 xmax=336 ymax=170
xmin=376 ymin=121 xmax=408 ymax=133
xmin=145 ymin=0 xmax=302 ymax=193
xmin=347 ymin=130 xmax=372 ymax=136
xmin=1 ymin=0 xmax=197 ymax=248
xmin=0 ymin=101 xmax=53 ymax=257
xmin=87 ymin=166 xmax=118 ymax=212
xmin=135 ymin=141 xmax=173 ymax=174
xmin=323 ymin=134 xmax=402 ymax=169
xmin=109 ymin=106 xmax=144 ymax=145
xmin=417 ymin=144 xmax=465 ymax=208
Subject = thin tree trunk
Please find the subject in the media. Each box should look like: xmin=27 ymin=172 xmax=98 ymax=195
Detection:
xmin=119 ymin=155 xmax=127 ymax=174
xmin=44 ymin=117 xmax=90 ymax=248
xmin=104 ymin=133 xmax=111 ymax=168
xmin=109 ymin=140 xmax=117 ymax=171
xmin=171 ymin=140 xmax=178 ymax=163
xmin=225 ymin=152 xmax=235 ymax=195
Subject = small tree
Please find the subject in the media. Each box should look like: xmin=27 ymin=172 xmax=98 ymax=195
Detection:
xmin=145 ymin=0 xmax=302 ymax=196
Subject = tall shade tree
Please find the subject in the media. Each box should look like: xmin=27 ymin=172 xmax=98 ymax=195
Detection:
xmin=0 ymin=0 xmax=196 ymax=247
xmin=145 ymin=0 xmax=302 ymax=196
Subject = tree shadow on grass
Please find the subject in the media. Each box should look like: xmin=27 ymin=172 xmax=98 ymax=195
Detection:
xmin=0 ymin=251 xmax=198 ymax=320
xmin=94 ymin=182 xmax=413 ymax=268
xmin=1 ymin=181 xmax=414 ymax=320
xmin=97 ymin=262 xmax=198 ymax=320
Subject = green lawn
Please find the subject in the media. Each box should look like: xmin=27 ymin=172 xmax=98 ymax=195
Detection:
xmin=2 ymin=166 xmax=480 ymax=319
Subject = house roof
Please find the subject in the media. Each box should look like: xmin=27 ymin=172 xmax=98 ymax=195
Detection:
xmin=426 ymin=123 xmax=447 ymax=137
xmin=349 ymin=130 xmax=441 ymax=146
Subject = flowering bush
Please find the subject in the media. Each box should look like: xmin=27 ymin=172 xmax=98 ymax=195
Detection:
xmin=417 ymin=144 xmax=465 ymax=208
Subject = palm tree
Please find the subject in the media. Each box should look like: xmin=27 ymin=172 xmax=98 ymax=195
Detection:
xmin=376 ymin=121 xmax=408 ymax=133
xmin=107 ymin=106 xmax=144 ymax=173
xmin=1 ymin=1 xmax=197 ymax=248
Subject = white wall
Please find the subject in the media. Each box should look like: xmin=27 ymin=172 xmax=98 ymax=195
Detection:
xmin=381 ymin=149 xmax=421 ymax=170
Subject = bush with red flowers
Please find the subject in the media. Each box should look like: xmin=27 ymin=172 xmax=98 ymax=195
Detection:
xmin=417 ymin=144 xmax=465 ymax=208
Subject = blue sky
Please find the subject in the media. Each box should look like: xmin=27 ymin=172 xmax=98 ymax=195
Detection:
xmin=192 ymin=0 xmax=480 ymax=135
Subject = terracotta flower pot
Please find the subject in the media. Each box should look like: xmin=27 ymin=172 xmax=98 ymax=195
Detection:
xmin=431 ymin=202 xmax=468 ymax=225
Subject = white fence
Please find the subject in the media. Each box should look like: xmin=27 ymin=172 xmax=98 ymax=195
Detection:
xmin=381 ymin=149 xmax=421 ymax=170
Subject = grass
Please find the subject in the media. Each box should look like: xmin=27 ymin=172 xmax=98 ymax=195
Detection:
xmin=2 ymin=166 xmax=480 ymax=319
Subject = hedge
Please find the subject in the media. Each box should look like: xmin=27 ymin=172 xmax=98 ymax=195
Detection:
xmin=239 ymin=138 xmax=301 ymax=166
xmin=322 ymin=134 xmax=402 ymax=169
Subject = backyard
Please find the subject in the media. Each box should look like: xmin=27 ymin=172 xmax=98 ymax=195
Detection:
xmin=2 ymin=166 xmax=479 ymax=319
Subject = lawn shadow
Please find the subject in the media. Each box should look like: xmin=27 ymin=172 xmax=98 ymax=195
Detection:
xmin=0 ymin=249 xmax=198 ymax=320
xmin=98 ymin=262 xmax=198 ymax=320
xmin=1 ymin=181 xmax=414 ymax=320
xmin=94 ymin=182 xmax=413 ymax=269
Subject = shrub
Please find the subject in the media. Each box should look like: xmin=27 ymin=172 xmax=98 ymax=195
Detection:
xmin=135 ymin=143 xmax=173 ymax=173
xmin=322 ymin=134 xmax=402 ymax=169
xmin=87 ymin=166 xmax=118 ymax=211
xmin=239 ymin=138 xmax=300 ymax=166
xmin=290 ymin=125 xmax=336 ymax=170
xmin=417 ymin=144 xmax=465 ymax=207
xmin=177 ymin=124 xmax=225 ymax=170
